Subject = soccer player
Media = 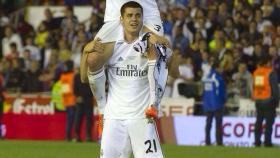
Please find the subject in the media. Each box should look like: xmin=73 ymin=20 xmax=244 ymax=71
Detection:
xmin=80 ymin=0 xmax=168 ymax=116
xmin=95 ymin=2 xmax=164 ymax=157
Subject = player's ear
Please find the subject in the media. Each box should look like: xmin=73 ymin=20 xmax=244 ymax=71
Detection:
xmin=120 ymin=16 xmax=123 ymax=24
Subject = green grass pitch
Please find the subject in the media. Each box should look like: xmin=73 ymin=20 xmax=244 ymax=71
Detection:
xmin=0 ymin=140 xmax=280 ymax=158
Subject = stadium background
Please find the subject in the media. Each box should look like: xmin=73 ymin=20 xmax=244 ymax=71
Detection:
xmin=0 ymin=0 xmax=280 ymax=157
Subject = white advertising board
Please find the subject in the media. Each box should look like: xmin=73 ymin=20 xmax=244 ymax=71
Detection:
xmin=160 ymin=97 xmax=195 ymax=116
xmin=174 ymin=116 xmax=280 ymax=147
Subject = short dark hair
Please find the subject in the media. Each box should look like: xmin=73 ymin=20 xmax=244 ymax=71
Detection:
xmin=212 ymin=60 xmax=220 ymax=69
xmin=259 ymin=55 xmax=272 ymax=66
xmin=64 ymin=60 xmax=74 ymax=72
xmin=66 ymin=5 xmax=73 ymax=12
xmin=9 ymin=42 xmax=17 ymax=48
xmin=120 ymin=1 xmax=143 ymax=17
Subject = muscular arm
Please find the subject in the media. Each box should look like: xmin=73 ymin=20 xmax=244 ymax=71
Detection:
xmin=80 ymin=40 xmax=114 ymax=83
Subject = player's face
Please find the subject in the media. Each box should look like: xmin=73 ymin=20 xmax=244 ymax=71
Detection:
xmin=121 ymin=7 xmax=143 ymax=35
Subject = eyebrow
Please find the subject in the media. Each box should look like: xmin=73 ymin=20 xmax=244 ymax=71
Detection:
xmin=126 ymin=12 xmax=141 ymax=15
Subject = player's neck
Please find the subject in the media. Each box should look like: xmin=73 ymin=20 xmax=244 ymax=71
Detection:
xmin=124 ymin=31 xmax=139 ymax=43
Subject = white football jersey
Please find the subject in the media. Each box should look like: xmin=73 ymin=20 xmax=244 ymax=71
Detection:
xmin=104 ymin=0 xmax=160 ymax=22
xmin=104 ymin=34 xmax=150 ymax=119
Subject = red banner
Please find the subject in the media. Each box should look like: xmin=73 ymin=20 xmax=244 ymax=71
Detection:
xmin=2 ymin=94 xmax=100 ymax=141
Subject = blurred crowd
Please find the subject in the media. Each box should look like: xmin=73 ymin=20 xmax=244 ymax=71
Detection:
xmin=0 ymin=0 xmax=280 ymax=103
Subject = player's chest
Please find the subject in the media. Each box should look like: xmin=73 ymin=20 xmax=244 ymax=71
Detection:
xmin=108 ymin=42 xmax=147 ymax=67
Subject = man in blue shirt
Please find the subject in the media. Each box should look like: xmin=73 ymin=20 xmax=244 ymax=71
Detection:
xmin=202 ymin=61 xmax=226 ymax=146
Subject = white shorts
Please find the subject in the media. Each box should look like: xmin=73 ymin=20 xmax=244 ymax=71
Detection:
xmin=95 ymin=17 xmax=163 ymax=43
xmin=100 ymin=119 xmax=164 ymax=158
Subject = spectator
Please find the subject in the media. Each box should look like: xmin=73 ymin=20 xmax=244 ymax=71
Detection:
xmin=22 ymin=60 xmax=43 ymax=92
xmin=0 ymin=61 xmax=5 ymax=139
xmin=35 ymin=21 xmax=49 ymax=49
xmin=90 ymin=0 xmax=101 ymax=13
xmin=220 ymin=50 xmax=235 ymax=82
xmin=201 ymin=52 xmax=212 ymax=80
xmin=39 ymin=51 xmax=58 ymax=91
xmin=71 ymin=30 xmax=87 ymax=68
xmin=22 ymin=49 xmax=32 ymax=70
xmin=167 ymin=48 xmax=180 ymax=97
xmin=178 ymin=56 xmax=195 ymax=82
xmin=58 ymin=38 xmax=71 ymax=63
xmin=232 ymin=46 xmax=244 ymax=70
xmin=232 ymin=62 xmax=253 ymax=98
xmin=61 ymin=5 xmax=78 ymax=42
xmin=188 ymin=39 xmax=205 ymax=80
xmin=6 ymin=42 xmax=20 ymax=60
xmin=161 ymin=11 xmax=173 ymax=37
xmin=274 ymin=35 xmax=280 ymax=54
xmin=23 ymin=36 xmax=41 ymax=61
xmin=5 ymin=58 xmax=25 ymax=92
xmin=223 ymin=17 xmax=239 ymax=41
xmin=262 ymin=25 xmax=273 ymax=46
xmin=202 ymin=61 xmax=226 ymax=146
xmin=217 ymin=2 xmax=229 ymax=24
xmin=60 ymin=60 xmax=76 ymax=141
xmin=0 ymin=10 xmax=10 ymax=28
xmin=250 ymin=43 xmax=265 ymax=72
xmin=253 ymin=56 xmax=279 ymax=147
xmin=232 ymin=11 xmax=245 ymax=34
xmin=0 ymin=10 xmax=10 ymax=58
xmin=1 ymin=59 xmax=11 ymax=87
xmin=270 ymin=0 xmax=280 ymax=25
xmin=42 ymin=8 xmax=60 ymax=31
xmin=174 ymin=57 xmax=196 ymax=98
xmin=209 ymin=30 xmax=231 ymax=56
xmin=76 ymin=23 xmax=91 ymax=40
xmin=255 ymin=8 xmax=272 ymax=33
xmin=188 ymin=0 xmax=198 ymax=18
xmin=172 ymin=22 xmax=189 ymax=55
xmin=61 ymin=6 xmax=78 ymax=29
xmin=16 ymin=15 xmax=35 ymax=40
xmin=213 ymin=37 xmax=227 ymax=61
xmin=248 ymin=21 xmax=262 ymax=44
xmin=206 ymin=7 xmax=219 ymax=37
xmin=269 ymin=45 xmax=280 ymax=82
xmin=2 ymin=25 xmax=23 ymax=57
xmin=74 ymin=69 xmax=94 ymax=142
xmin=88 ymin=13 xmax=103 ymax=37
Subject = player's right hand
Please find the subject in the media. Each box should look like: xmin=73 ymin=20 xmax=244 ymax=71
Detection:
xmin=84 ymin=38 xmax=104 ymax=54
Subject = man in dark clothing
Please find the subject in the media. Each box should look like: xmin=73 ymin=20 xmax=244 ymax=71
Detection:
xmin=253 ymin=56 xmax=279 ymax=147
xmin=0 ymin=70 xmax=5 ymax=138
xmin=22 ymin=60 xmax=43 ymax=93
xmin=74 ymin=71 xmax=94 ymax=142
xmin=202 ymin=61 xmax=226 ymax=146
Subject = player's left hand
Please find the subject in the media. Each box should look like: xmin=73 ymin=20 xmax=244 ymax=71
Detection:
xmin=148 ymin=34 xmax=170 ymax=47
xmin=145 ymin=105 xmax=158 ymax=120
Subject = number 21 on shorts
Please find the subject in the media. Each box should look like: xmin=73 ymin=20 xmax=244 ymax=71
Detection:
xmin=145 ymin=139 xmax=157 ymax=153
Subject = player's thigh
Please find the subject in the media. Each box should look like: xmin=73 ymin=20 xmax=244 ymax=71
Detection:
xmin=144 ymin=17 xmax=164 ymax=36
xmin=95 ymin=20 xmax=122 ymax=43
xmin=128 ymin=119 xmax=164 ymax=158
xmin=101 ymin=119 xmax=132 ymax=158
